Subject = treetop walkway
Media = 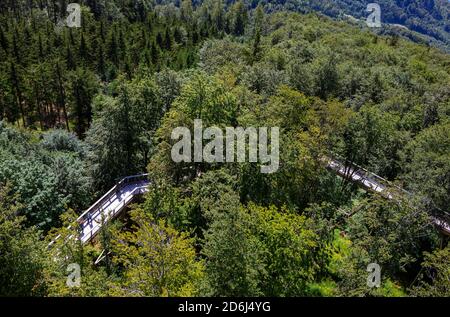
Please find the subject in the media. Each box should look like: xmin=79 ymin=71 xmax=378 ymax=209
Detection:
xmin=49 ymin=157 xmax=449 ymax=248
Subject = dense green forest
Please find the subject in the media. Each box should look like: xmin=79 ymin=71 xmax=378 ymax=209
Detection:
xmin=250 ymin=0 xmax=450 ymax=51
xmin=0 ymin=0 xmax=449 ymax=297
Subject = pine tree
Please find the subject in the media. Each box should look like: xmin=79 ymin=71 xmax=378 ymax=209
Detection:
xmin=97 ymin=44 xmax=106 ymax=81
xmin=0 ymin=184 xmax=49 ymax=296
xmin=68 ymin=68 xmax=99 ymax=137
xmin=12 ymin=31 xmax=20 ymax=62
xmin=66 ymin=46 xmax=76 ymax=70
xmin=151 ymin=41 xmax=159 ymax=65
xmin=232 ymin=0 xmax=247 ymax=36
xmin=174 ymin=27 xmax=182 ymax=44
xmin=164 ymin=28 xmax=172 ymax=50
xmin=54 ymin=61 xmax=70 ymax=132
xmin=79 ymin=33 xmax=89 ymax=63
xmin=108 ymin=31 xmax=119 ymax=67
xmin=0 ymin=26 xmax=8 ymax=51
xmin=252 ymin=5 xmax=264 ymax=62
xmin=9 ymin=62 xmax=26 ymax=127
xmin=37 ymin=33 xmax=44 ymax=59
xmin=181 ymin=0 xmax=193 ymax=23
xmin=156 ymin=32 xmax=164 ymax=48
xmin=213 ymin=0 xmax=225 ymax=32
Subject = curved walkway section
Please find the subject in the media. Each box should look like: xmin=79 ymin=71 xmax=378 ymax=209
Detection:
xmin=48 ymin=174 xmax=150 ymax=247
xmin=78 ymin=174 xmax=150 ymax=244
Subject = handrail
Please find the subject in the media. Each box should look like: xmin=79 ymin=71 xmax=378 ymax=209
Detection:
xmin=77 ymin=174 xmax=149 ymax=223
xmin=51 ymin=156 xmax=450 ymax=248
xmin=48 ymin=173 xmax=149 ymax=248
xmin=325 ymin=156 xmax=411 ymax=197
xmin=330 ymin=157 xmax=449 ymax=217
xmin=80 ymin=185 xmax=149 ymax=243
xmin=325 ymin=156 xmax=449 ymax=235
xmin=77 ymin=184 xmax=120 ymax=223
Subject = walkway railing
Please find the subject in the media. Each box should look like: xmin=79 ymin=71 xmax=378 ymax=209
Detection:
xmin=48 ymin=174 xmax=150 ymax=247
xmin=49 ymin=155 xmax=449 ymax=250
xmin=324 ymin=156 xmax=450 ymax=235
xmin=76 ymin=174 xmax=149 ymax=226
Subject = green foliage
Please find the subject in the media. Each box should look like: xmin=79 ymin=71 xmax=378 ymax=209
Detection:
xmin=0 ymin=122 xmax=92 ymax=229
xmin=0 ymin=1 xmax=212 ymax=131
xmin=202 ymin=200 xmax=325 ymax=296
xmin=245 ymin=204 xmax=322 ymax=296
xmin=0 ymin=183 xmax=48 ymax=296
xmin=44 ymin=210 xmax=111 ymax=297
xmin=111 ymin=207 xmax=205 ymax=297
xmin=173 ymin=71 xmax=238 ymax=126
xmin=86 ymin=75 xmax=163 ymax=191
xmin=325 ymin=229 xmax=407 ymax=297
xmin=401 ymin=123 xmax=450 ymax=213
xmin=66 ymin=67 xmax=99 ymax=137
xmin=411 ymin=246 xmax=450 ymax=297
xmin=0 ymin=2 xmax=449 ymax=298
xmin=201 ymin=193 xmax=265 ymax=296
xmin=248 ymin=0 xmax=450 ymax=51
xmin=41 ymin=129 xmax=85 ymax=154
xmin=346 ymin=197 xmax=434 ymax=277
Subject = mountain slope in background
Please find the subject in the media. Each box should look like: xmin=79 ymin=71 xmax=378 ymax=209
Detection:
xmin=247 ymin=0 xmax=450 ymax=51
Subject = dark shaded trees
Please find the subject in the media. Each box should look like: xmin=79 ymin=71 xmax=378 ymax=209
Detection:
xmin=67 ymin=67 xmax=99 ymax=138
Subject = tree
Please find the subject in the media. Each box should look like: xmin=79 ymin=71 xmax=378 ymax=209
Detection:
xmin=0 ymin=26 xmax=8 ymax=52
xmin=181 ymin=0 xmax=193 ymax=23
xmin=156 ymin=32 xmax=164 ymax=49
xmin=194 ymin=169 xmax=324 ymax=296
xmin=0 ymin=183 xmax=48 ymax=296
xmin=230 ymin=1 xmax=248 ymax=36
xmin=251 ymin=5 xmax=264 ymax=62
xmin=323 ymin=229 xmax=406 ymax=297
xmin=9 ymin=61 xmax=26 ymax=127
xmin=79 ymin=33 xmax=90 ymax=64
xmin=315 ymin=55 xmax=339 ymax=100
xmin=107 ymin=30 xmax=119 ymax=67
xmin=111 ymin=207 xmax=204 ymax=297
xmin=0 ymin=71 xmax=18 ymax=122
xmin=0 ymin=123 xmax=92 ymax=230
xmin=67 ymin=67 xmax=99 ymax=138
xmin=245 ymin=203 xmax=322 ymax=296
xmin=338 ymin=106 xmax=398 ymax=179
xmin=201 ymin=191 xmax=264 ymax=296
xmin=164 ymin=28 xmax=172 ymax=51
xmin=411 ymin=247 xmax=450 ymax=297
xmin=344 ymin=196 xmax=435 ymax=286
xmin=86 ymin=76 xmax=163 ymax=191
xmin=41 ymin=129 xmax=85 ymax=154
xmin=212 ymin=0 xmax=225 ymax=31
xmin=151 ymin=41 xmax=160 ymax=65
xmin=156 ymin=69 xmax=183 ymax=111
xmin=54 ymin=60 xmax=70 ymax=131
xmin=401 ymin=123 xmax=450 ymax=214
xmin=173 ymin=71 xmax=237 ymax=126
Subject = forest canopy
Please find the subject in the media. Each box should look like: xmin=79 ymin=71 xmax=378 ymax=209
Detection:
xmin=0 ymin=0 xmax=449 ymax=297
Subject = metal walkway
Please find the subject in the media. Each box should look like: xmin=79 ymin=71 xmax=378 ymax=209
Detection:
xmin=48 ymin=174 xmax=150 ymax=247
xmin=324 ymin=157 xmax=450 ymax=235
xmin=50 ymin=157 xmax=449 ymax=248
xmin=77 ymin=174 xmax=150 ymax=244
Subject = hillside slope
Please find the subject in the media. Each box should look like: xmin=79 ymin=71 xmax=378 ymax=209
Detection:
xmin=248 ymin=0 xmax=450 ymax=51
